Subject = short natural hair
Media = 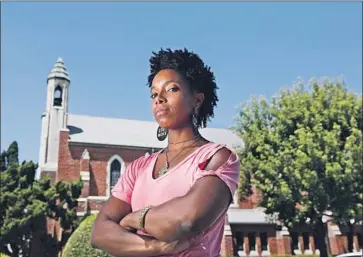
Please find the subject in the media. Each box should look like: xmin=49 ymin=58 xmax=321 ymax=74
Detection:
xmin=147 ymin=48 xmax=219 ymax=128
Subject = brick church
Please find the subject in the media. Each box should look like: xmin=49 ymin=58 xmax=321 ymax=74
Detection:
xmin=38 ymin=58 xmax=362 ymax=256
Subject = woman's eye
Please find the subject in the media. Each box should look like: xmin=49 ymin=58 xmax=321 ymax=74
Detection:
xmin=168 ymin=87 xmax=179 ymax=92
xmin=150 ymin=93 xmax=157 ymax=99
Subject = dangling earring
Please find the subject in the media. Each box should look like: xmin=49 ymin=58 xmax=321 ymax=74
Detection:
xmin=192 ymin=113 xmax=198 ymax=129
xmin=157 ymin=126 xmax=168 ymax=141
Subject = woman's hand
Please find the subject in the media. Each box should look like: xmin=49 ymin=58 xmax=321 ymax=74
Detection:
xmin=119 ymin=211 xmax=140 ymax=232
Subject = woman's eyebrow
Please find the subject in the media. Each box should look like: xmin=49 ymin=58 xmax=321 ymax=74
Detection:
xmin=151 ymin=80 xmax=181 ymax=91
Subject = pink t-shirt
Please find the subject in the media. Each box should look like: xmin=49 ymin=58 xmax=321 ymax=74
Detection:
xmin=112 ymin=142 xmax=240 ymax=257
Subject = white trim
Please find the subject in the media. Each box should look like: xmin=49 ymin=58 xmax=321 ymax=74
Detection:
xmin=238 ymin=251 xmax=247 ymax=257
xmin=40 ymin=163 xmax=58 ymax=172
xmin=261 ymin=250 xmax=271 ymax=256
xmin=82 ymin=149 xmax=90 ymax=160
xmin=88 ymin=196 xmax=108 ymax=200
xmin=77 ymin=212 xmax=86 ymax=216
xmin=77 ymin=197 xmax=87 ymax=202
xmin=80 ymin=171 xmax=90 ymax=181
xmin=224 ymin=225 xmax=232 ymax=236
xmin=106 ymin=155 xmax=125 ymax=197
xmin=331 ymin=224 xmax=342 ymax=235
xmin=249 ymin=251 xmax=258 ymax=257
xmin=280 ymin=226 xmax=290 ymax=236
xmin=294 ymin=250 xmax=302 ymax=255
xmin=230 ymin=190 xmax=239 ymax=207
xmin=90 ymin=210 xmax=99 ymax=214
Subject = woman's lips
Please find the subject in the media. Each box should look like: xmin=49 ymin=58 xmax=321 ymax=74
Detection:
xmin=155 ymin=108 xmax=169 ymax=117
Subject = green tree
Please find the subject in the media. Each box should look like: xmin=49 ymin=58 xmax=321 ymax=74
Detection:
xmin=6 ymin=142 xmax=18 ymax=166
xmin=0 ymin=141 xmax=83 ymax=257
xmin=0 ymin=151 xmax=7 ymax=172
xmin=233 ymin=78 xmax=362 ymax=257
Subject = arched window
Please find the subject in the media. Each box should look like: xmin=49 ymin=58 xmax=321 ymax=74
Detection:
xmin=53 ymin=86 xmax=63 ymax=107
xmin=106 ymin=155 xmax=125 ymax=196
xmin=110 ymin=159 xmax=121 ymax=189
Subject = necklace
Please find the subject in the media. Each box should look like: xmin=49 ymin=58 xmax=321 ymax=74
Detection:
xmin=158 ymin=135 xmax=201 ymax=177
xmin=168 ymin=133 xmax=201 ymax=145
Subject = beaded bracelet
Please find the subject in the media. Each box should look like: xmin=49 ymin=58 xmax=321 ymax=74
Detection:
xmin=138 ymin=205 xmax=153 ymax=231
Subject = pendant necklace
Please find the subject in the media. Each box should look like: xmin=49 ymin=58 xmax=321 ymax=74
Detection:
xmin=158 ymin=134 xmax=201 ymax=177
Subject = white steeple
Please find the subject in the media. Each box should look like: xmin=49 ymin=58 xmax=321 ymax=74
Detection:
xmin=47 ymin=57 xmax=70 ymax=82
xmin=37 ymin=57 xmax=71 ymax=178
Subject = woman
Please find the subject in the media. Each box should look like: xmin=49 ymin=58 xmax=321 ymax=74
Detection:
xmin=91 ymin=48 xmax=240 ymax=257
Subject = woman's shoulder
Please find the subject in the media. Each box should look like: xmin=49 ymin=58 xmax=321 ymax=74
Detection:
xmin=196 ymin=141 xmax=239 ymax=169
xmin=198 ymin=141 xmax=238 ymax=160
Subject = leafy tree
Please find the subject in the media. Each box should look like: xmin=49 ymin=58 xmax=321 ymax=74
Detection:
xmin=233 ymin=78 xmax=362 ymax=257
xmin=0 ymin=151 xmax=7 ymax=172
xmin=6 ymin=142 xmax=18 ymax=166
xmin=0 ymin=141 xmax=83 ymax=257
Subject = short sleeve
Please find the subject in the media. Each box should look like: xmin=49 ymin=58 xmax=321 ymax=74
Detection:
xmin=111 ymin=160 xmax=139 ymax=205
xmin=193 ymin=145 xmax=240 ymax=198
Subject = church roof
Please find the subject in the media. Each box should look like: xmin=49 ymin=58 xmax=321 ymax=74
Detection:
xmin=67 ymin=114 xmax=243 ymax=150
xmin=47 ymin=57 xmax=70 ymax=82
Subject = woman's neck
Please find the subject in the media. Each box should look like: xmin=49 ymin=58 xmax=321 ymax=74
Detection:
xmin=167 ymin=126 xmax=199 ymax=151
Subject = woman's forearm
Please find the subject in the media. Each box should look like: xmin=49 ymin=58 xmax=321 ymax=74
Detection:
xmin=121 ymin=196 xmax=195 ymax=242
xmin=145 ymin=197 xmax=198 ymax=241
xmin=91 ymin=218 xmax=163 ymax=257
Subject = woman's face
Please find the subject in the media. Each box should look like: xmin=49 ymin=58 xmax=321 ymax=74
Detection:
xmin=150 ymin=69 xmax=204 ymax=129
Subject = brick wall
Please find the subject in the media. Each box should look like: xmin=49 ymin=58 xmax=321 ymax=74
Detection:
xmin=221 ymin=235 xmax=234 ymax=256
xmin=57 ymin=129 xmax=78 ymax=182
xmin=282 ymin=236 xmax=292 ymax=254
xmin=57 ymin=131 xmax=155 ymax=197
xmin=76 ymin=145 xmax=148 ymax=196
xmin=80 ymin=178 xmax=90 ymax=197
xmin=269 ymin=236 xmax=292 ymax=255
xmin=89 ymin=160 xmax=107 ymax=196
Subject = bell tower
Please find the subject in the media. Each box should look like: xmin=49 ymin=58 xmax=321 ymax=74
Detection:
xmin=38 ymin=58 xmax=70 ymax=179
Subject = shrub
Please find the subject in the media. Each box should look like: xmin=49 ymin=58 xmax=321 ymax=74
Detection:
xmin=62 ymin=214 xmax=111 ymax=257
xmin=0 ymin=253 xmax=10 ymax=257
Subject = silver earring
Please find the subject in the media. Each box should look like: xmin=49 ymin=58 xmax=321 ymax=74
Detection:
xmin=192 ymin=113 xmax=198 ymax=129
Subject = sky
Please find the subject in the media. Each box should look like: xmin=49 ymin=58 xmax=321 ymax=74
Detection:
xmin=2 ymin=2 xmax=362 ymax=163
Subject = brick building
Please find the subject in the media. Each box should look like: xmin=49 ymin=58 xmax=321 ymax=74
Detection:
xmin=38 ymin=58 xmax=362 ymax=256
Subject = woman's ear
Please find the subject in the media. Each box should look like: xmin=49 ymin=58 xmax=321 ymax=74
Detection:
xmin=195 ymin=92 xmax=205 ymax=112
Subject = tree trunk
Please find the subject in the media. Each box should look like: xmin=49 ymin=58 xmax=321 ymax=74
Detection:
xmin=315 ymin=219 xmax=329 ymax=257
xmin=347 ymin=222 xmax=354 ymax=252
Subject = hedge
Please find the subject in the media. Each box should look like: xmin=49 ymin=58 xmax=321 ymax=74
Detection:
xmin=62 ymin=214 xmax=112 ymax=257
xmin=0 ymin=253 xmax=10 ymax=257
